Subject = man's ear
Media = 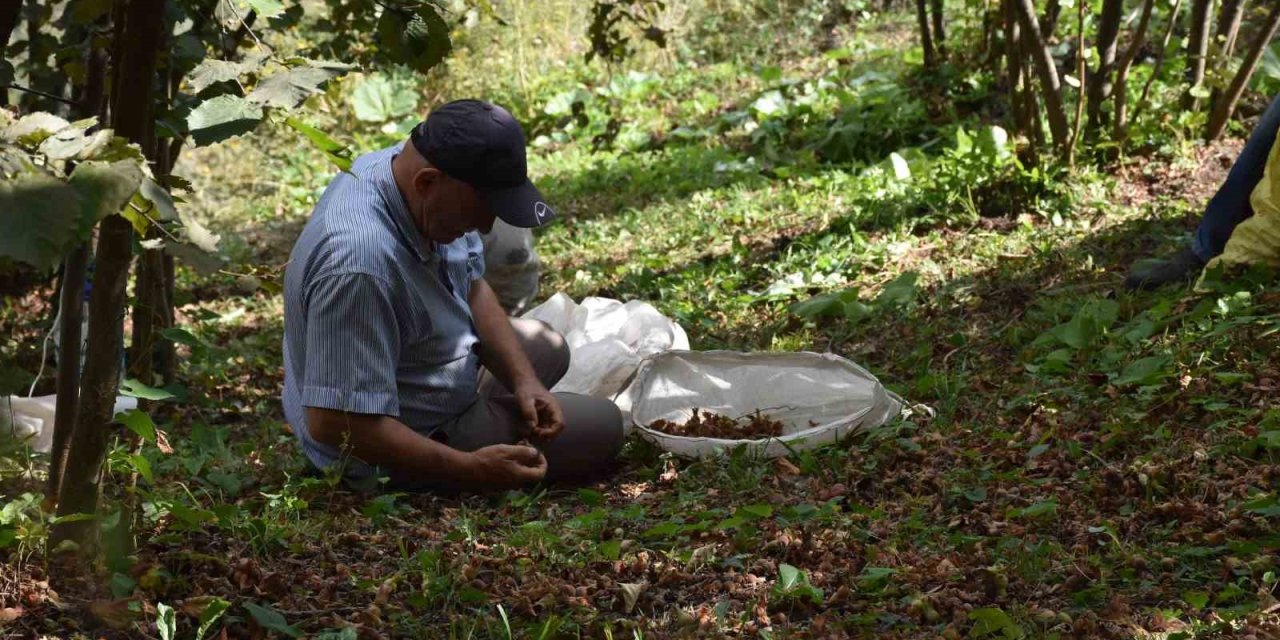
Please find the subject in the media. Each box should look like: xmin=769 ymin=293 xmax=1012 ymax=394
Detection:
xmin=412 ymin=167 xmax=443 ymax=197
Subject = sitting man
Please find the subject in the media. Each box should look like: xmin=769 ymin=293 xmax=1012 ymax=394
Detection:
xmin=282 ymin=99 xmax=624 ymax=491
xmin=1125 ymin=93 xmax=1280 ymax=289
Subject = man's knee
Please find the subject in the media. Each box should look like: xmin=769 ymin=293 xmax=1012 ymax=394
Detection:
xmin=525 ymin=319 xmax=570 ymax=382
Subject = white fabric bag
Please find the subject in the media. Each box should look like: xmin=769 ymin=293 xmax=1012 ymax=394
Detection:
xmin=1 ymin=394 xmax=138 ymax=453
xmin=617 ymin=350 xmax=905 ymax=458
xmin=480 ymin=219 xmax=541 ymax=314
xmin=522 ymin=294 xmax=690 ymax=399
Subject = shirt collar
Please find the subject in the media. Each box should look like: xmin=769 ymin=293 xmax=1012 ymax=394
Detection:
xmin=368 ymin=143 xmax=430 ymax=263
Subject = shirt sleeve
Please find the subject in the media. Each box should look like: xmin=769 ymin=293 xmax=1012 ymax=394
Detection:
xmin=300 ymin=272 xmax=401 ymax=416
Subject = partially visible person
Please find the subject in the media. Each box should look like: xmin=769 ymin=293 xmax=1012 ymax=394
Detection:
xmin=1125 ymin=93 xmax=1280 ymax=290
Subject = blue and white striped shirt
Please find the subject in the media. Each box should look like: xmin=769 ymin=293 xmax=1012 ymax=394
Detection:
xmin=282 ymin=144 xmax=486 ymax=479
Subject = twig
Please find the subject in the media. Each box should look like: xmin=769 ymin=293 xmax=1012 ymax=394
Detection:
xmin=1 ymin=84 xmax=76 ymax=105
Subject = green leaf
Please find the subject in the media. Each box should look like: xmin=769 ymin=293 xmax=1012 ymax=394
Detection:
xmin=738 ymin=504 xmax=773 ymax=519
xmin=597 ymin=539 xmax=621 ymax=561
xmin=578 ymin=488 xmax=604 ymax=506
xmin=377 ymin=4 xmax=452 ymax=73
xmin=155 ymin=602 xmax=176 ymax=640
xmin=1243 ymin=493 xmax=1280 ymax=517
xmin=0 ymin=172 xmax=84 ymax=271
xmin=70 ymin=160 xmax=146 ymax=234
xmin=876 ymin=271 xmax=919 ymax=307
xmin=1009 ymin=499 xmax=1058 ymax=519
xmin=195 ymin=598 xmax=231 ymax=640
xmin=777 ymin=563 xmax=802 ymax=591
xmin=39 ymin=126 xmax=113 ymax=162
xmin=791 ymin=290 xmax=852 ymax=319
xmin=243 ymin=602 xmax=300 ymax=638
xmin=185 ymin=59 xmax=247 ymax=93
xmin=130 ymin=455 xmax=154 ymax=484
xmin=116 ymin=409 xmax=156 ymax=443
xmin=1112 ymin=355 xmax=1172 ymax=387
xmin=351 ymin=73 xmax=419 ymax=123
xmin=283 ymin=117 xmax=352 ymax=172
xmin=2 ymin=112 xmax=70 ymax=144
xmin=243 ymin=0 xmax=285 ymax=18
xmin=1183 ymin=590 xmax=1210 ymax=610
xmin=889 ymin=152 xmax=911 ymax=180
xmin=968 ymin=607 xmax=1024 ymax=638
xmin=109 ymin=572 xmax=136 ymax=598
xmin=121 ymin=378 xmax=176 ymax=400
xmin=187 ymin=95 xmax=264 ymax=146
xmin=248 ymin=60 xmax=352 ymax=109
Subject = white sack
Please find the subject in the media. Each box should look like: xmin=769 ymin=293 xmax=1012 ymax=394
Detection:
xmin=1 ymin=394 xmax=138 ymax=453
xmin=480 ymin=219 xmax=541 ymax=314
xmin=522 ymin=293 xmax=689 ymax=399
xmin=618 ymin=350 xmax=905 ymax=458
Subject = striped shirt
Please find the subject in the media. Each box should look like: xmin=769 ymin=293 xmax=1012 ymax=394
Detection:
xmin=282 ymin=144 xmax=486 ymax=480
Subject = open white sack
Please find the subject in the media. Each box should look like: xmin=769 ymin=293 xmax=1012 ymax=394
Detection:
xmin=618 ymin=350 xmax=905 ymax=458
xmin=522 ymin=293 xmax=689 ymax=399
xmin=1 ymin=394 xmax=138 ymax=453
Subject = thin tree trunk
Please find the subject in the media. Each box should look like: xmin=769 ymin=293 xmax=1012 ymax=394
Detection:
xmin=1183 ymin=0 xmax=1213 ymax=109
xmin=1040 ymin=0 xmax=1062 ymax=39
xmin=51 ymin=0 xmax=166 ymax=553
xmin=930 ymin=0 xmax=946 ymax=59
xmin=1133 ymin=0 xmax=1185 ymax=128
xmin=1087 ymin=0 xmax=1124 ymax=134
xmin=1205 ymin=1 xmax=1280 ymax=141
xmin=916 ymin=0 xmax=936 ymax=70
xmin=45 ymin=14 xmax=110 ymax=504
xmin=159 ymin=254 xmax=176 ymax=381
xmin=46 ymin=243 xmax=87 ymax=502
xmin=1208 ymin=0 xmax=1247 ymax=114
xmin=1004 ymin=0 xmax=1038 ymax=164
xmin=1013 ymin=0 xmax=1071 ymax=150
xmin=1113 ymin=0 xmax=1157 ymax=140
xmin=1069 ymin=0 xmax=1088 ymax=165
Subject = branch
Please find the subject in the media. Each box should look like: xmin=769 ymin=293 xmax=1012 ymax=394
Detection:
xmin=1 ymin=84 xmax=77 ymax=105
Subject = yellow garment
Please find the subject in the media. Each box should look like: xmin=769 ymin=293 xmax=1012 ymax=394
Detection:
xmin=1210 ymin=129 xmax=1280 ymax=268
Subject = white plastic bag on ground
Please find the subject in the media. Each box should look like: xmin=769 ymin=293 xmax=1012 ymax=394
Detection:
xmin=522 ymin=294 xmax=690 ymax=398
xmin=1 ymin=394 xmax=138 ymax=453
xmin=617 ymin=350 xmax=907 ymax=458
xmin=480 ymin=219 xmax=541 ymax=314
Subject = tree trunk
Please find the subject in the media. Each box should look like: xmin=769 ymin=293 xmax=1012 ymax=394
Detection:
xmin=1133 ymin=0 xmax=1185 ymax=128
xmin=1183 ymin=0 xmax=1213 ymax=109
xmin=45 ymin=243 xmax=87 ymax=502
xmin=1205 ymin=1 xmax=1280 ymax=141
xmin=158 ymin=254 xmax=176 ymax=382
xmin=1039 ymin=0 xmax=1062 ymax=39
xmin=930 ymin=0 xmax=946 ymax=59
xmin=916 ymin=0 xmax=936 ymax=70
xmin=1013 ymin=0 xmax=1071 ymax=150
xmin=0 ymin=0 xmax=21 ymax=50
xmin=1208 ymin=0 xmax=1247 ymax=114
xmin=1113 ymin=0 xmax=1158 ymax=140
xmin=1004 ymin=0 xmax=1038 ymax=164
xmin=45 ymin=14 xmax=110 ymax=504
xmin=51 ymin=0 xmax=166 ymax=553
xmin=1087 ymin=0 xmax=1124 ymax=134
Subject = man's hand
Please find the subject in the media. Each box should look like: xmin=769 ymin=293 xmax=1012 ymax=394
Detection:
xmin=464 ymin=444 xmax=547 ymax=488
xmin=514 ymin=382 xmax=565 ymax=443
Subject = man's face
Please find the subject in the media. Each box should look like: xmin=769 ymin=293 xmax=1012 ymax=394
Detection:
xmin=411 ymin=168 xmax=497 ymax=243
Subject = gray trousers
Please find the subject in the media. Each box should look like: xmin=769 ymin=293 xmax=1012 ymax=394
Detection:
xmin=394 ymin=318 xmax=624 ymax=489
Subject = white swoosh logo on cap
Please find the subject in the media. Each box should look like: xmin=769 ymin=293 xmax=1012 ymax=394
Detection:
xmin=534 ymin=202 xmax=550 ymax=221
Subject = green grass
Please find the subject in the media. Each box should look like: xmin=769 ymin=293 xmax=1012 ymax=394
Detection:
xmin=3 ymin=3 xmax=1280 ymax=639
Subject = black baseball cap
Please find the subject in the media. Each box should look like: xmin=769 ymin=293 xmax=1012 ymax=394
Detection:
xmin=410 ymin=99 xmax=555 ymax=228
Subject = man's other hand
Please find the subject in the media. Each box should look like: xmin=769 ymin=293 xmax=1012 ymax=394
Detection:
xmin=465 ymin=444 xmax=547 ymax=488
xmin=514 ymin=383 xmax=565 ymax=443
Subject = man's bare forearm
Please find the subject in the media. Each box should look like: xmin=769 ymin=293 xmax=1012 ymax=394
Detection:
xmin=306 ymin=407 xmax=476 ymax=483
xmin=469 ymin=278 xmax=539 ymax=392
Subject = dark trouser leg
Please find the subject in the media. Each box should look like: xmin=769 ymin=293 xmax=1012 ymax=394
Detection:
xmin=439 ymin=318 xmax=624 ymax=482
xmin=1192 ymin=93 xmax=1280 ymax=261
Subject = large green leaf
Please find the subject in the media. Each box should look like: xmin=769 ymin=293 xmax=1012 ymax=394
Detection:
xmin=0 ymin=172 xmax=83 ymax=270
xmin=69 ymin=160 xmax=146 ymax=237
xmin=351 ymin=74 xmax=418 ymax=123
xmin=248 ymin=60 xmax=351 ymax=109
xmin=187 ymin=95 xmax=264 ymax=146
xmin=185 ymin=59 xmax=254 ymax=93
xmin=2 ymin=112 xmax=70 ymax=144
xmin=377 ymin=4 xmax=452 ymax=73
